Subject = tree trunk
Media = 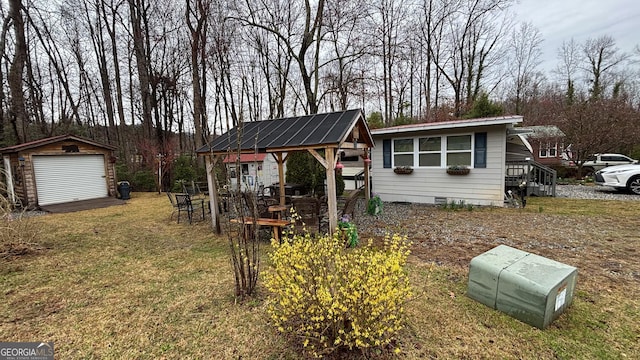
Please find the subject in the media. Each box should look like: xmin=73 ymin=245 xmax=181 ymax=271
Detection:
xmin=8 ymin=0 xmax=27 ymax=143
xmin=128 ymin=0 xmax=154 ymax=139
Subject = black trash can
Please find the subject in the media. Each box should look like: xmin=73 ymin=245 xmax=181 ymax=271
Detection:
xmin=117 ymin=181 xmax=131 ymax=200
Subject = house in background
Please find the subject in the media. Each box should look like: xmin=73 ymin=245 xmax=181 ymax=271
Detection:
xmin=338 ymin=149 xmax=367 ymax=191
xmin=519 ymin=125 xmax=568 ymax=166
xmin=370 ymin=116 xmax=527 ymax=207
xmin=0 ymin=134 xmax=118 ymax=208
xmin=223 ymin=152 xmax=285 ymax=193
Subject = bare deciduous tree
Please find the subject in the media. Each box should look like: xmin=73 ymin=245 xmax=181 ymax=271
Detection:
xmin=507 ymin=21 xmax=542 ymax=114
xmin=7 ymin=0 xmax=29 ymax=143
xmin=435 ymin=0 xmax=513 ymax=117
xmin=582 ymin=35 xmax=630 ymax=100
xmin=237 ymin=0 xmax=326 ymax=114
xmin=186 ymin=0 xmax=210 ymax=154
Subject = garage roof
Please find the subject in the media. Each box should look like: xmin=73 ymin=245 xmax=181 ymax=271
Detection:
xmin=196 ymin=109 xmax=374 ymax=155
xmin=0 ymin=134 xmax=116 ymax=153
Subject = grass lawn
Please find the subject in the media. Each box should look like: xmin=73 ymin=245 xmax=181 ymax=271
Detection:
xmin=1 ymin=192 xmax=639 ymax=359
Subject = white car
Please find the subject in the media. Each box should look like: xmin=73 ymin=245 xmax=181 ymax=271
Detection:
xmin=594 ymin=163 xmax=640 ymax=195
xmin=582 ymin=153 xmax=637 ymax=176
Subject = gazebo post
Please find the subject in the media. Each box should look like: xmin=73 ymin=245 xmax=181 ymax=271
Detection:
xmin=206 ymin=155 xmax=222 ymax=234
xmin=325 ymin=147 xmax=338 ymax=233
xmin=364 ymin=148 xmax=371 ymax=201
xmin=275 ymin=152 xmax=286 ymax=206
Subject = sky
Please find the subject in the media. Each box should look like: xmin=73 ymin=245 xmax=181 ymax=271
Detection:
xmin=511 ymin=0 xmax=640 ymax=73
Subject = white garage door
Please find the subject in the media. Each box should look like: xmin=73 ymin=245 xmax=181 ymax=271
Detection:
xmin=32 ymin=155 xmax=108 ymax=206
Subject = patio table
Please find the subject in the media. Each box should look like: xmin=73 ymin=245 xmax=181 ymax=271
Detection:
xmin=230 ymin=217 xmax=290 ymax=243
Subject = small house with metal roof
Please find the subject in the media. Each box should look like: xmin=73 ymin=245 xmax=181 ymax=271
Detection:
xmin=222 ymin=153 xmax=285 ymax=193
xmin=370 ymin=116 xmax=525 ymax=207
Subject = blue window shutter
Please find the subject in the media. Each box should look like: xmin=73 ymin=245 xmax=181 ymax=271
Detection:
xmin=474 ymin=132 xmax=487 ymax=168
xmin=383 ymin=139 xmax=391 ymax=168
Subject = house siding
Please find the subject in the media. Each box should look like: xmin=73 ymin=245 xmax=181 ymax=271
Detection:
xmin=229 ymin=153 xmax=286 ymax=191
xmin=372 ymin=125 xmax=506 ymax=207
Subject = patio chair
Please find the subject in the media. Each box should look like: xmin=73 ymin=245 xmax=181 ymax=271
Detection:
xmin=174 ymin=193 xmax=206 ymax=224
xmin=291 ymin=197 xmax=320 ymax=234
xmin=241 ymin=191 xmax=271 ymax=218
xmin=338 ymin=187 xmax=364 ymax=221
xmin=166 ymin=192 xmax=180 ymax=220
xmin=182 ymin=181 xmax=205 ymax=200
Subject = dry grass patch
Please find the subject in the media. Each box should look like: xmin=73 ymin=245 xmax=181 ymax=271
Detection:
xmin=358 ymin=197 xmax=640 ymax=359
xmin=1 ymin=193 xmax=639 ymax=359
xmin=1 ymin=193 xmax=294 ymax=359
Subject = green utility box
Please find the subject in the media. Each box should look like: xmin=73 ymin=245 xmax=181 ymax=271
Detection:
xmin=468 ymin=245 xmax=578 ymax=329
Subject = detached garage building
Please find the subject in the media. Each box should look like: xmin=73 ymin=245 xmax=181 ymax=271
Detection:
xmin=1 ymin=134 xmax=118 ymax=208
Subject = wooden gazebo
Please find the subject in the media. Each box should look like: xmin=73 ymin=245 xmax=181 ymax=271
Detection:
xmin=196 ymin=109 xmax=375 ymax=234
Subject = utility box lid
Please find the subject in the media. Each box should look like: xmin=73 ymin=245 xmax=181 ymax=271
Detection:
xmin=468 ymin=245 xmax=578 ymax=329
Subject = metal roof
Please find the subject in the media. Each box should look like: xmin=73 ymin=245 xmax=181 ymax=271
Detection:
xmin=370 ymin=115 xmax=523 ymax=136
xmin=196 ymin=109 xmax=374 ymax=154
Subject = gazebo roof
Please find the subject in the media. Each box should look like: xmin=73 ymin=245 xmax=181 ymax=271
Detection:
xmin=196 ymin=109 xmax=374 ymax=154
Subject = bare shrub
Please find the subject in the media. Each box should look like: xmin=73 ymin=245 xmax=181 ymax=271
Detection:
xmin=0 ymin=172 xmax=43 ymax=260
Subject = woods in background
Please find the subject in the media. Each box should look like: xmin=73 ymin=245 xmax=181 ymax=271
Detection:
xmin=0 ymin=0 xmax=638 ymax=186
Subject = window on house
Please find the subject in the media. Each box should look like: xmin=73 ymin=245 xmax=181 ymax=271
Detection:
xmin=418 ymin=137 xmax=441 ymax=167
xmin=539 ymin=142 xmax=558 ymax=158
xmin=392 ymin=134 xmax=476 ymax=168
xmin=446 ymin=135 xmax=472 ymax=166
xmin=539 ymin=146 xmax=548 ymax=158
xmin=393 ymin=138 xmax=414 ymax=166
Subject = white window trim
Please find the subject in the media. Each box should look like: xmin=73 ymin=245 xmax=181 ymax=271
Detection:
xmin=445 ymin=134 xmax=474 ymax=167
xmin=539 ymin=147 xmax=548 ymax=158
xmin=391 ymin=134 xmax=475 ymax=168
xmin=417 ymin=136 xmax=442 ymax=168
xmin=549 ymin=142 xmax=558 ymax=157
xmin=539 ymin=142 xmax=558 ymax=158
xmin=392 ymin=138 xmax=415 ymax=167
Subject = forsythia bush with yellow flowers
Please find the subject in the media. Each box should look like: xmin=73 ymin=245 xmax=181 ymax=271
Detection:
xmin=264 ymin=231 xmax=412 ymax=357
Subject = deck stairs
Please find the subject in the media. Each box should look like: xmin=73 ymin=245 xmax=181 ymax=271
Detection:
xmin=505 ymin=160 xmax=557 ymax=197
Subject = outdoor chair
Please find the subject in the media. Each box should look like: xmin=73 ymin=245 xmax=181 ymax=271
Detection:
xmin=182 ymin=181 xmax=206 ymax=200
xmin=166 ymin=192 xmax=180 ymax=220
xmin=291 ymin=197 xmax=321 ymax=234
xmin=173 ymin=193 xmax=206 ymax=224
xmin=338 ymin=187 xmax=364 ymax=221
xmin=241 ymin=191 xmax=271 ymax=218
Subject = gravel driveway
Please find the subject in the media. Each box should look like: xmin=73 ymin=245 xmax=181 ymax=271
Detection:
xmin=555 ymin=184 xmax=640 ymax=201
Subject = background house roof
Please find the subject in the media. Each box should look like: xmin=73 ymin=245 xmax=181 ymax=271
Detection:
xmin=196 ymin=109 xmax=374 ymax=154
xmin=518 ymin=125 xmax=566 ymax=139
xmin=222 ymin=153 xmax=268 ymax=163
